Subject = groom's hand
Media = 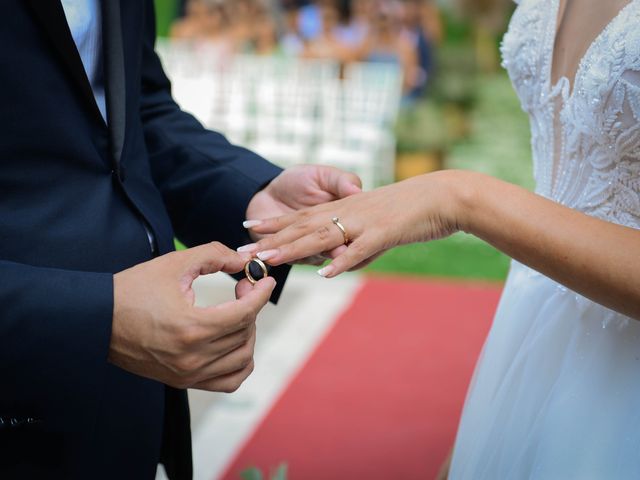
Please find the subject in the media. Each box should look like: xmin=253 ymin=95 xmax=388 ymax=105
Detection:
xmin=243 ymin=165 xmax=362 ymax=264
xmin=109 ymin=242 xmax=276 ymax=392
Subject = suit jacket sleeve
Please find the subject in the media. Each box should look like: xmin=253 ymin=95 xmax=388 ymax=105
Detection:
xmin=138 ymin=1 xmax=290 ymax=299
xmin=0 ymin=260 xmax=113 ymax=420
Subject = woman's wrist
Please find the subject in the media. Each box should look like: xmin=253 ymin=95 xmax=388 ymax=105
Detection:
xmin=426 ymin=169 xmax=482 ymax=237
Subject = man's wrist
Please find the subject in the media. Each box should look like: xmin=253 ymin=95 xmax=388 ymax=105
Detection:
xmin=245 ymin=187 xmax=270 ymax=221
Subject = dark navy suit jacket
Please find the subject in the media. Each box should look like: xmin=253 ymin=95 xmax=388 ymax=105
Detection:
xmin=0 ymin=1 xmax=288 ymax=478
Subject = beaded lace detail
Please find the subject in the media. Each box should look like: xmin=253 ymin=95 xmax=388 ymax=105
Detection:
xmin=501 ymin=0 xmax=640 ymax=225
xmin=500 ymin=0 xmax=640 ymax=326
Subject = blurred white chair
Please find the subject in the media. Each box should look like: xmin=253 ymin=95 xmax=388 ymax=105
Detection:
xmin=249 ymin=57 xmax=339 ymax=168
xmin=155 ymin=41 xmax=402 ymax=187
xmin=341 ymin=62 xmax=403 ymax=186
xmin=314 ymin=62 xmax=402 ymax=190
xmin=312 ymin=80 xmax=374 ymax=190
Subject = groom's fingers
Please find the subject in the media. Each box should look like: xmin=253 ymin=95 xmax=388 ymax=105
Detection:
xmin=319 ymin=167 xmax=363 ymax=199
xmin=178 ymin=241 xmax=250 ymax=276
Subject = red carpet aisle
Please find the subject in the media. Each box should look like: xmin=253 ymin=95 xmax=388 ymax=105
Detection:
xmin=221 ymin=277 xmax=501 ymax=480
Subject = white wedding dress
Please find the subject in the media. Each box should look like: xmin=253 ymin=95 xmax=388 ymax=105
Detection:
xmin=449 ymin=1 xmax=640 ymax=478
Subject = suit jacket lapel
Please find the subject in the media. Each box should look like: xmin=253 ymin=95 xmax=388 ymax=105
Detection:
xmin=102 ymin=0 xmax=126 ymax=167
xmin=24 ymin=0 xmax=105 ymax=124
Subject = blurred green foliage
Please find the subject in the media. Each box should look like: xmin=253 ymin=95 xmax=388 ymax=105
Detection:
xmin=440 ymin=8 xmax=475 ymax=46
xmin=154 ymin=0 xmax=178 ymax=38
xmin=396 ymin=44 xmax=477 ymax=154
xmin=241 ymin=464 xmax=288 ymax=480
xmin=446 ymin=73 xmax=533 ymax=190
xmin=395 ymin=100 xmax=449 ymax=153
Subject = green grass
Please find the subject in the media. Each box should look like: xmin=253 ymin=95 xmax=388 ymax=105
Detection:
xmin=362 ymin=234 xmax=509 ymax=282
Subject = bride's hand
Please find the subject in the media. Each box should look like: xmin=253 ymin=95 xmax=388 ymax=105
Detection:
xmin=237 ymin=171 xmax=467 ymax=278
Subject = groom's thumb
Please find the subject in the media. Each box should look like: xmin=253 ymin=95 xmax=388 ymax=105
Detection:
xmin=179 ymin=242 xmax=249 ymax=277
xmin=323 ymin=167 xmax=362 ymax=198
xmin=340 ymin=174 xmax=363 ymax=197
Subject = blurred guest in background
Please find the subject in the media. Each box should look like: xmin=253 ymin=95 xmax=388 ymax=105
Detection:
xmin=302 ymin=1 xmax=354 ymax=62
xmin=281 ymin=3 xmax=306 ymax=55
xmin=169 ymin=0 xmax=440 ymax=100
xmin=400 ymin=0 xmax=442 ymax=97
xmin=298 ymin=0 xmax=323 ymax=40
xmin=170 ymin=0 xmax=215 ymax=40
xmin=227 ymin=0 xmax=259 ymax=52
xmin=351 ymin=0 xmax=374 ymax=40
xmin=455 ymin=0 xmax=512 ymax=71
xmin=170 ymin=0 xmax=234 ymax=69
xmin=252 ymin=4 xmax=281 ymax=55
xmin=333 ymin=0 xmax=367 ymax=47
xmin=355 ymin=0 xmax=420 ymax=94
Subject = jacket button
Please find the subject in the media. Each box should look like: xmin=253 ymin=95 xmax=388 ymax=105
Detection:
xmin=111 ymin=166 xmax=126 ymax=183
xmin=111 ymin=168 xmax=124 ymax=183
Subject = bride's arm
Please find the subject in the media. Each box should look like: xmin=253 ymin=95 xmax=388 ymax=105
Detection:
xmin=240 ymin=170 xmax=640 ymax=320
xmin=458 ymin=171 xmax=640 ymax=320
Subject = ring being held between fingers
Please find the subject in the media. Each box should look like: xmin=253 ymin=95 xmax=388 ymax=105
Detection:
xmin=109 ymin=243 xmax=276 ymax=393
xmin=244 ymin=258 xmax=269 ymax=285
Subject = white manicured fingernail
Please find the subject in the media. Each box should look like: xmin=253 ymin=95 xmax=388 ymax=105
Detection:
xmin=243 ymin=220 xmax=263 ymax=229
xmin=257 ymin=250 xmax=278 ymax=261
xmin=237 ymin=243 xmax=257 ymax=253
xmin=317 ymin=265 xmax=335 ymax=277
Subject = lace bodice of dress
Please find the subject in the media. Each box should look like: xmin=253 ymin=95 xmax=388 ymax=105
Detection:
xmin=501 ymin=0 xmax=640 ymax=229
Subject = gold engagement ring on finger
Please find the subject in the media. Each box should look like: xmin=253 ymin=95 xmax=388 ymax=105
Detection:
xmin=331 ymin=217 xmax=350 ymax=245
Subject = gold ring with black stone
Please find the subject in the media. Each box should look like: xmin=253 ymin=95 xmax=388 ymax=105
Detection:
xmin=244 ymin=258 xmax=269 ymax=285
